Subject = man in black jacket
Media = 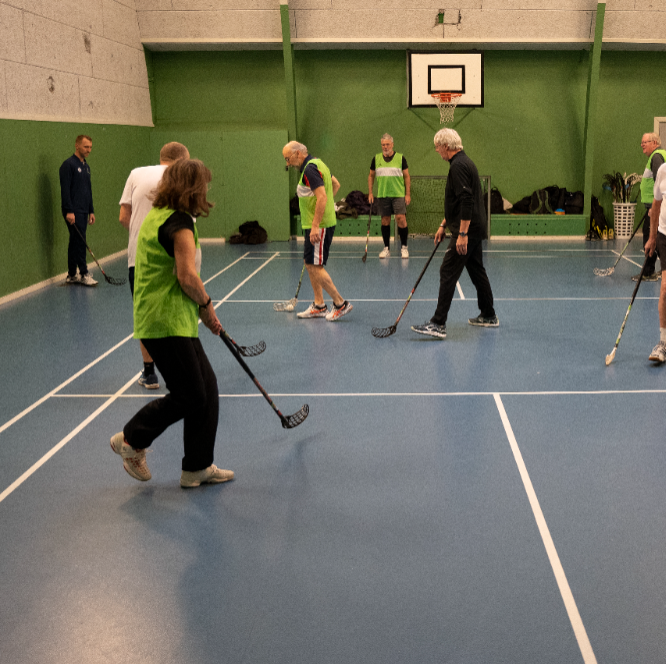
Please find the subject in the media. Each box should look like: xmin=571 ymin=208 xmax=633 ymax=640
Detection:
xmin=412 ymin=128 xmax=497 ymax=339
xmin=60 ymin=135 xmax=97 ymax=286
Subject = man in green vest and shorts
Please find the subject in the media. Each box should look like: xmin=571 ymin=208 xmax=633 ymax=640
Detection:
xmin=283 ymin=141 xmax=353 ymax=321
xmin=635 ymin=132 xmax=665 ymax=281
xmin=368 ymin=134 xmax=411 ymax=258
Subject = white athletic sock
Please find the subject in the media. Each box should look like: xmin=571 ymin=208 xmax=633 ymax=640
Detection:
xmin=661 ymin=327 xmax=666 ymax=343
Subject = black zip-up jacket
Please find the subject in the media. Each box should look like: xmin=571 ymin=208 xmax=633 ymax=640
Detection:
xmin=444 ymin=150 xmax=487 ymax=240
xmin=59 ymin=154 xmax=94 ymax=216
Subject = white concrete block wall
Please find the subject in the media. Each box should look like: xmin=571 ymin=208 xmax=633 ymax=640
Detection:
xmin=0 ymin=0 xmax=152 ymax=126
xmin=135 ymin=0 xmax=666 ymax=48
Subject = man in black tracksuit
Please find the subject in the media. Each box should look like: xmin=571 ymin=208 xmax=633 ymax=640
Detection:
xmin=59 ymin=135 xmax=97 ymax=286
xmin=412 ymin=128 xmax=497 ymax=339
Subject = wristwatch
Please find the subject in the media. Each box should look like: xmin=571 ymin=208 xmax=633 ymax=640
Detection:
xmin=459 ymin=231 xmax=468 ymax=237
xmin=199 ymin=296 xmax=212 ymax=309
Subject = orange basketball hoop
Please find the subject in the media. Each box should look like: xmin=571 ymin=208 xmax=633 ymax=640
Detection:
xmin=431 ymin=92 xmax=463 ymax=125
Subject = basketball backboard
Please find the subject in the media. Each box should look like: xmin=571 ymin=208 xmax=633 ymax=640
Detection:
xmin=408 ymin=51 xmax=484 ymax=108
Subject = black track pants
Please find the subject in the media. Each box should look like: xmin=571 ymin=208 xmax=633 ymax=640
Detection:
xmin=124 ymin=336 xmax=219 ymax=472
xmin=431 ymin=237 xmax=495 ymax=326
xmin=65 ymin=213 xmax=90 ymax=276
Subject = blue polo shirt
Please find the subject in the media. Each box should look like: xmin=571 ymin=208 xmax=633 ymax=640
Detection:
xmin=59 ymin=154 xmax=94 ymax=216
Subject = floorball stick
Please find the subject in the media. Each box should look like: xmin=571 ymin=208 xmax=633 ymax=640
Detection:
xmin=605 ymin=255 xmax=650 ymax=366
xmin=71 ymin=222 xmax=126 ymax=286
xmin=362 ymin=204 xmax=373 ymax=263
xmin=274 ymin=264 xmax=306 ymax=312
xmin=372 ymin=239 xmax=442 ymax=338
xmin=594 ymin=212 xmax=647 ymax=277
xmin=219 ymin=328 xmax=308 ymax=428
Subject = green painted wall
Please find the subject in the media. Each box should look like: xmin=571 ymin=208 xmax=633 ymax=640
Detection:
xmin=0 ymin=120 xmax=151 ymax=299
xmin=150 ymin=48 xmax=666 ymax=225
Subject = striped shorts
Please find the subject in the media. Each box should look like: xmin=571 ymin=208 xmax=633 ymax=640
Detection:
xmin=303 ymin=226 xmax=335 ymax=266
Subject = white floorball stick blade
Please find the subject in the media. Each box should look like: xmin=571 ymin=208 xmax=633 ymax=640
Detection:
xmin=605 ymin=349 xmax=616 ymax=366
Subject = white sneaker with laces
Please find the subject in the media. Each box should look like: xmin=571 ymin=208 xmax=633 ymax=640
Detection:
xmin=110 ymin=432 xmax=151 ymax=481
xmin=325 ymin=300 xmax=353 ymax=321
xmin=648 ymin=341 xmax=666 ymax=363
xmin=401 ymin=246 xmax=409 ymax=258
xmin=379 ymin=247 xmax=390 ymax=258
xmin=80 ymin=273 xmax=98 ymax=287
xmin=181 ymin=465 xmax=234 ymax=488
xmin=297 ymin=303 xmax=329 ymax=319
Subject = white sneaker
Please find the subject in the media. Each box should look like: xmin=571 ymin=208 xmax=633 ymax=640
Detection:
xmin=181 ymin=464 xmax=234 ymax=488
xmin=80 ymin=273 xmax=98 ymax=287
xmin=649 ymin=341 xmax=666 ymax=363
xmin=297 ymin=302 xmax=329 ymax=319
xmin=65 ymin=273 xmax=80 ymax=285
xmin=379 ymin=247 xmax=390 ymax=258
xmin=401 ymin=246 xmax=409 ymax=258
xmin=110 ymin=432 xmax=151 ymax=482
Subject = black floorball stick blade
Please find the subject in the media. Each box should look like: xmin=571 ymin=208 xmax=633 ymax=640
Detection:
xmin=281 ymin=404 xmax=309 ymax=429
xmin=362 ymin=254 xmax=367 ymax=263
xmin=371 ymin=324 xmax=397 ymax=339
xmin=236 ymin=340 xmax=266 ymax=357
xmin=105 ymin=274 xmax=127 ymax=286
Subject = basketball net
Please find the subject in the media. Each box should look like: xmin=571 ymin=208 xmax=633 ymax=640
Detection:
xmin=431 ymin=93 xmax=462 ymax=125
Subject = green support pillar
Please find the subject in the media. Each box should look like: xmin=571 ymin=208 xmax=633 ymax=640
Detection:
xmin=280 ymin=1 xmax=298 ymax=141
xmin=582 ymin=2 xmax=605 ymax=221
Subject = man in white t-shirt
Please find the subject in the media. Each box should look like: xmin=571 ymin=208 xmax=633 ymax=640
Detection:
xmin=119 ymin=142 xmax=190 ymax=388
xmin=645 ymin=162 xmax=666 ymax=363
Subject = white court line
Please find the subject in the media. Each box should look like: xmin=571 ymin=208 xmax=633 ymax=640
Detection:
xmin=456 ymin=281 xmax=465 ymax=300
xmin=613 ymin=250 xmax=643 ymax=268
xmin=494 ymin=394 xmax=597 ymax=664
xmin=223 ymin=296 xmax=660 ymax=304
xmin=0 ymin=253 xmax=260 ymax=437
xmin=0 ymin=374 xmax=139 ymax=505
xmin=52 ymin=388 xmax=666 ymax=399
xmin=215 ymin=253 xmax=279 ymax=305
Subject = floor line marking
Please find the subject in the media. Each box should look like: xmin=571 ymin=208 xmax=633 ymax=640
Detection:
xmin=0 ymin=374 xmax=139 ymax=506
xmin=203 ymin=252 xmax=249 ymax=285
xmin=222 ymin=296 xmax=660 ymax=303
xmin=215 ymin=253 xmax=279 ymax=305
xmin=0 ymin=334 xmax=134 ymax=436
xmin=51 ymin=389 xmax=666 ymax=398
xmin=493 ymin=393 xmax=597 ymax=665
xmin=0 ymin=254 xmax=265 ymax=438
xmin=613 ymin=250 xmax=643 ymax=268
xmin=456 ymin=281 xmax=465 ymax=299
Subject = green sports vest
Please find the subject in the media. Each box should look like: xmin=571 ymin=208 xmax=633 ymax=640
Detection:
xmin=297 ymin=158 xmax=337 ymax=230
xmin=375 ymin=152 xmax=405 ymax=198
xmin=640 ymin=149 xmax=666 ymax=203
xmin=133 ymin=207 xmax=201 ymax=339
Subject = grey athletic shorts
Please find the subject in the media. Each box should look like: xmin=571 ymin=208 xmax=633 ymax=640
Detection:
xmin=377 ymin=197 xmax=407 ymax=217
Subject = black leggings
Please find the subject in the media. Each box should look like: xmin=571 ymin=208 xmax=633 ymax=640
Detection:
xmin=432 ymin=237 xmax=495 ymax=325
xmin=124 ymin=337 xmax=219 ymax=472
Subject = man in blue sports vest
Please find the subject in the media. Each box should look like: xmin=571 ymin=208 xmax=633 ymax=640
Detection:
xmin=368 ymin=134 xmax=411 ymax=258
xmin=635 ymin=132 xmax=665 ymax=282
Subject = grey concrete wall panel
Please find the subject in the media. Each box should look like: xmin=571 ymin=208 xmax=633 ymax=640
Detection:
xmin=102 ymin=0 xmax=142 ymax=48
xmin=0 ymin=4 xmax=26 ymax=63
xmin=483 ymin=0 xmax=595 ymax=8
xmin=5 ymin=61 xmax=80 ymax=119
xmin=91 ymin=37 xmax=148 ymax=88
xmin=171 ymin=0 xmax=276 ymax=8
xmin=138 ymin=10 xmax=282 ymax=39
xmin=443 ymin=9 xmax=595 ymax=39
xmin=79 ymin=75 xmax=152 ymax=124
xmin=605 ymin=10 xmax=665 ymax=40
xmin=0 ymin=60 xmax=7 ymax=113
xmin=135 ymin=0 xmax=174 ymax=10
xmin=115 ymin=0 xmax=137 ymax=9
xmin=24 ymin=13 xmax=93 ymax=76
xmin=634 ymin=0 xmax=664 ymax=9
xmin=605 ymin=0 xmax=641 ymax=9
xmin=4 ymin=0 xmax=104 ymax=34
xmin=331 ymin=0 xmax=480 ymax=8
xmin=293 ymin=10 xmax=444 ymax=39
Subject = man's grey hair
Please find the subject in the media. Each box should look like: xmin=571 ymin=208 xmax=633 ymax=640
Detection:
xmin=381 ymin=133 xmax=394 ymax=142
xmin=643 ymin=132 xmax=661 ymax=147
xmin=434 ymin=128 xmax=463 ymax=151
xmin=284 ymin=140 xmax=308 ymax=155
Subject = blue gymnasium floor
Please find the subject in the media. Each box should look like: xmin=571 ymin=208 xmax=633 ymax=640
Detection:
xmin=0 ymin=237 xmax=665 ymax=664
